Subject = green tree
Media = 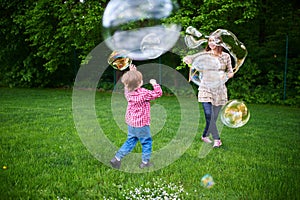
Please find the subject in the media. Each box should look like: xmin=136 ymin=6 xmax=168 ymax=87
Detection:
xmin=0 ymin=0 xmax=299 ymax=105
xmin=1 ymin=0 xmax=107 ymax=87
xmin=0 ymin=0 xmax=46 ymax=87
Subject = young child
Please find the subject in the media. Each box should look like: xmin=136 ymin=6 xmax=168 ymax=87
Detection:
xmin=110 ymin=64 xmax=163 ymax=169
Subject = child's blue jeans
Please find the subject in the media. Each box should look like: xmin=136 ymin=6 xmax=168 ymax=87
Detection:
xmin=115 ymin=125 xmax=152 ymax=163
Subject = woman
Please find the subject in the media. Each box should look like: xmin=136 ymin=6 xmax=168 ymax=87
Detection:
xmin=183 ymin=34 xmax=234 ymax=148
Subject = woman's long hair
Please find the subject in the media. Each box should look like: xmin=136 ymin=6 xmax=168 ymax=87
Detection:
xmin=205 ymin=35 xmax=236 ymax=68
xmin=205 ymin=35 xmax=223 ymax=54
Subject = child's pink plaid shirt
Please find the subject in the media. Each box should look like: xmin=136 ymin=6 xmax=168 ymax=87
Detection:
xmin=124 ymin=84 xmax=162 ymax=127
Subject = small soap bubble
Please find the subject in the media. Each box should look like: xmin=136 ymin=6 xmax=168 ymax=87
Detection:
xmin=200 ymin=174 xmax=215 ymax=189
xmin=107 ymin=50 xmax=132 ymax=71
xmin=140 ymin=33 xmax=163 ymax=59
xmin=221 ymin=99 xmax=250 ymax=128
xmin=102 ymin=0 xmax=181 ymax=60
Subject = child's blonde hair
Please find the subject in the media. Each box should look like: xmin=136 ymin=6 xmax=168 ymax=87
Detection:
xmin=121 ymin=70 xmax=143 ymax=92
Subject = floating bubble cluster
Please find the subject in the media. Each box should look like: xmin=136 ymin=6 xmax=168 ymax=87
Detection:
xmin=221 ymin=99 xmax=250 ymax=128
xmin=102 ymin=0 xmax=181 ymax=60
xmin=200 ymin=174 xmax=215 ymax=189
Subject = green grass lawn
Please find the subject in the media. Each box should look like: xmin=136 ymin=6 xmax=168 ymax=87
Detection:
xmin=0 ymin=88 xmax=299 ymax=199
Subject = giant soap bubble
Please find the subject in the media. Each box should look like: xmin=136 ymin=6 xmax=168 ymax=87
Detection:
xmin=102 ymin=0 xmax=181 ymax=60
xmin=188 ymin=52 xmax=228 ymax=89
xmin=185 ymin=27 xmax=248 ymax=73
xmin=184 ymin=27 xmax=248 ymax=87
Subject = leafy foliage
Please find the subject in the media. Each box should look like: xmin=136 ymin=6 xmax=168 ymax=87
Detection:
xmin=0 ymin=0 xmax=299 ymax=105
xmin=1 ymin=0 xmax=106 ymax=87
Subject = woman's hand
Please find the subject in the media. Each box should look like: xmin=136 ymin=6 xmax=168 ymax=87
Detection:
xmin=183 ymin=56 xmax=192 ymax=65
xmin=227 ymin=72 xmax=234 ymax=79
xmin=223 ymin=72 xmax=234 ymax=82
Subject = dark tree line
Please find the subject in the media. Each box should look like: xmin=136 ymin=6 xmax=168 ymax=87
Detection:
xmin=0 ymin=0 xmax=299 ymax=105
